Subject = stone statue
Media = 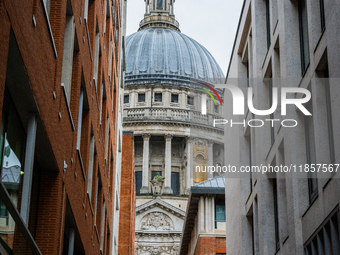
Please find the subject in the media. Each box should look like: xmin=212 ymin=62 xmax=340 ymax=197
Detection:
xmin=150 ymin=172 xmax=165 ymax=195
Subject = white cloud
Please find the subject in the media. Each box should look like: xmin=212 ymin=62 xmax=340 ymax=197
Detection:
xmin=126 ymin=0 xmax=244 ymax=76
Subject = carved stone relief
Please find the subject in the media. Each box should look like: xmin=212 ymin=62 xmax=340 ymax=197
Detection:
xmin=135 ymin=244 xmax=180 ymax=255
xmin=193 ymin=143 xmax=208 ymax=159
xmin=140 ymin=212 xmax=173 ymax=231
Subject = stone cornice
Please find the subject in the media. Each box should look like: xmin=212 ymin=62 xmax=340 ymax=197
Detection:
xmin=123 ymin=121 xmax=224 ymax=135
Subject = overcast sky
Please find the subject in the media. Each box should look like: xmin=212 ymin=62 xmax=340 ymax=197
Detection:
xmin=126 ymin=0 xmax=244 ymax=76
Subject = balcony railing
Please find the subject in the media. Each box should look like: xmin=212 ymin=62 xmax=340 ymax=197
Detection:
xmin=123 ymin=107 xmax=223 ymax=129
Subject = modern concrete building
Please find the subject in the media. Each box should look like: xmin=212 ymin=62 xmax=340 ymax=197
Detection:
xmin=180 ymin=176 xmax=226 ymax=255
xmin=0 ymin=0 xmax=129 ymax=254
xmin=123 ymin=0 xmax=225 ymax=254
xmin=225 ymin=0 xmax=340 ymax=254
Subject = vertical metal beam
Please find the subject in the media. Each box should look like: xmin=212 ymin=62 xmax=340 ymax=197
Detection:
xmin=20 ymin=113 xmax=37 ymax=225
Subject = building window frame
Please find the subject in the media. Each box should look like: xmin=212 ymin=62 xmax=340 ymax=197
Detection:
xmin=298 ymin=0 xmax=310 ymax=75
xmin=124 ymin=95 xmax=129 ymax=104
xmin=154 ymin=92 xmax=162 ymax=102
xmin=171 ymin=94 xmax=179 ymax=104
xmin=187 ymin=96 xmax=194 ymax=106
xmin=266 ymin=0 xmax=271 ymax=49
xmin=215 ymin=198 xmax=226 ymax=229
xmin=304 ymin=98 xmax=317 ymax=203
xmin=319 ymin=0 xmax=326 ymax=32
xmin=138 ymin=93 xmax=146 ymax=103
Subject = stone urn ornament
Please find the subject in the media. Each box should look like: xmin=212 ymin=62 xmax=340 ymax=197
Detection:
xmin=150 ymin=172 xmax=165 ymax=195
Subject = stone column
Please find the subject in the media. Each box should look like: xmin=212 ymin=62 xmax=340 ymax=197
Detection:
xmin=146 ymin=87 xmax=152 ymax=107
xmin=140 ymin=133 xmax=151 ymax=193
xmin=208 ymin=139 xmax=214 ymax=179
xmin=164 ymin=134 xmax=173 ymax=194
xmin=205 ymin=196 xmax=212 ymax=232
xmin=180 ymin=89 xmax=186 ymax=108
xmin=198 ymin=196 xmax=205 ymax=232
xmin=130 ymin=89 xmax=137 ymax=108
xmin=185 ymin=136 xmax=193 ymax=194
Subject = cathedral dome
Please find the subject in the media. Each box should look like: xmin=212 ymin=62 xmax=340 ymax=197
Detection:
xmin=125 ymin=28 xmax=224 ymax=86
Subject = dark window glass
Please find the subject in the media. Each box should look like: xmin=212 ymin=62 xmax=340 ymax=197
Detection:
xmin=266 ymin=0 xmax=271 ymax=49
xmin=135 ymin=171 xmax=142 ymax=194
xmin=138 ymin=93 xmax=145 ymax=102
xmin=157 ymin=0 xmax=163 ymax=9
xmin=214 ymin=104 xmax=218 ymax=113
xmin=154 ymin=93 xmax=162 ymax=102
xmin=187 ymin=96 xmax=194 ymax=105
xmin=299 ymin=0 xmax=310 ymax=74
xmin=304 ymin=100 xmax=317 ymax=203
xmin=171 ymin=94 xmax=178 ymax=103
xmin=215 ymin=199 xmax=226 ymax=228
xmin=320 ymin=0 xmax=325 ymax=31
xmin=0 ymin=89 xmax=26 ymax=212
xmin=171 ymin=172 xmax=180 ymax=195
xmin=323 ymin=66 xmax=335 ymax=164
xmin=124 ymin=95 xmax=129 ymax=104
xmin=0 ymin=200 xmax=8 ymax=217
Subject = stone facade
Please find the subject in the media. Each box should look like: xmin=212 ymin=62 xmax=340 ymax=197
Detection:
xmin=123 ymin=1 xmax=225 ymax=254
xmin=225 ymin=0 xmax=340 ymax=254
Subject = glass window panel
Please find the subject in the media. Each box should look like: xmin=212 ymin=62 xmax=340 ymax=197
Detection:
xmin=187 ymin=96 xmax=194 ymax=105
xmin=154 ymin=93 xmax=162 ymax=102
xmin=320 ymin=0 xmax=325 ymax=31
xmin=124 ymin=95 xmax=129 ymax=104
xmin=135 ymin=171 xmax=142 ymax=194
xmin=304 ymin=99 xmax=317 ymax=202
xmin=215 ymin=200 xmax=226 ymax=221
xmin=0 ymin=91 xmax=26 ymax=214
xmin=171 ymin=172 xmax=179 ymax=195
xmin=138 ymin=94 xmax=145 ymax=103
xmin=157 ymin=0 xmax=163 ymax=10
xmin=299 ymin=0 xmax=310 ymax=73
xmin=171 ymin=94 xmax=178 ymax=103
xmin=266 ymin=0 xmax=271 ymax=49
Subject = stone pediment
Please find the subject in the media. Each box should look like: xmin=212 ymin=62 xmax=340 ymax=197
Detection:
xmin=136 ymin=197 xmax=186 ymax=220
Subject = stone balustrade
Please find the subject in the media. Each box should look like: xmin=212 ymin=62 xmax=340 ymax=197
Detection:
xmin=123 ymin=107 xmax=224 ymax=129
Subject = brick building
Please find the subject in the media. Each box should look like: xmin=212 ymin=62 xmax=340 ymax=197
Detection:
xmin=180 ymin=176 xmax=226 ymax=255
xmin=118 ymin=131 xmax=136 ymax=255
xmin=0 ymin=0 xmax=128 ymax=254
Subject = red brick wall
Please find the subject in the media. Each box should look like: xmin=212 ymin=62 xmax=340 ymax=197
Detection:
xmin=118 ymin=133 xmax=136 ymax=254
xmin=195 ymin=237 xmax=226 ymax=255
xmin=0 ymin=0 xmax=122 ymax=254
